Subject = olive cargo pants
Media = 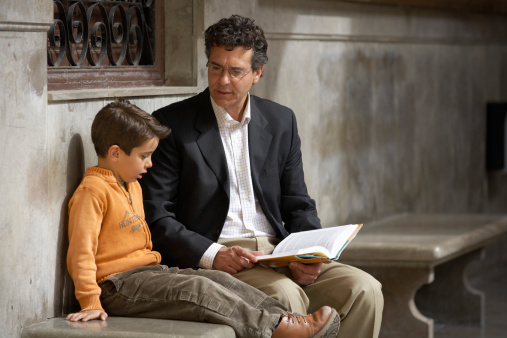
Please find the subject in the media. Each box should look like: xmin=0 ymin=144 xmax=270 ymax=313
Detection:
xmin=99 ymin=265 xmax=285 ymax=338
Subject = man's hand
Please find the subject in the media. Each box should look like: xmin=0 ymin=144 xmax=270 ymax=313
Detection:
xmin=66 ymin=309 xmax=108 ymax=322
xmin=289 ymin=261 xmax=331 ymax=286
xmin=213 ymin=246 xmax=263 ymax=274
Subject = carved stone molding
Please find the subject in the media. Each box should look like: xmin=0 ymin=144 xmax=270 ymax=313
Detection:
xmin=342 ymin=0 xmax=507 ymax=15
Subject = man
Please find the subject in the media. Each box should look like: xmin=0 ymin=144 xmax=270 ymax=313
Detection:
xmin=141 ymin=15 xmax=383 ymax=337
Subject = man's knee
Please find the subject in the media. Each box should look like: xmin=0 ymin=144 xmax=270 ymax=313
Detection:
xmin=262 ymin=277 xmax=310 ymax=313
xmin=350 ymin=271 xmax=383 ymax=310
xmin=319 ymin=264 xmax=383 ymax=312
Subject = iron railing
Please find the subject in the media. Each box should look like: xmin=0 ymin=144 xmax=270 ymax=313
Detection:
xmin=48 ymin=0 xmax=155 ymax=68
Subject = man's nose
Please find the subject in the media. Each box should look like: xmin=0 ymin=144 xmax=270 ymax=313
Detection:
xmin=218 ymin=69 xmax=231 ymax=84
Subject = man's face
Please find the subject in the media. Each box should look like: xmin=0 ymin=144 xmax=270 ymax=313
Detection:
xmin=207 ymin=45 xmax=263 ymax=120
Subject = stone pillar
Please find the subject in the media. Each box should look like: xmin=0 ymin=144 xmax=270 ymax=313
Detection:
xmin=0 ymin=1 xmax=54 ymax=337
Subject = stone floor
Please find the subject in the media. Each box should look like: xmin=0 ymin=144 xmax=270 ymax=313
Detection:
xmin=434 ymin=265 xmax=507 ymax=338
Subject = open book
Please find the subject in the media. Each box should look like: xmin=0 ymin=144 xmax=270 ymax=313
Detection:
xmin=256 ymin=224 xmax=363 ymax=268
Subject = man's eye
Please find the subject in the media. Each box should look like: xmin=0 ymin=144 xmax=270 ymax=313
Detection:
xmin=211 ymin=66 xmax=222 ymax=72
xmin=231 ymin=70 xmax=243 ymax=76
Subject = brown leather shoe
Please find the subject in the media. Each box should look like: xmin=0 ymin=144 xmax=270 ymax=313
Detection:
xmin=272 ymin=306 xmax=340 ymax=338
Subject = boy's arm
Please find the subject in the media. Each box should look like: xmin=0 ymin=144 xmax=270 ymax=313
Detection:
xmin=67 ymin=187 xmax=105 ymax=313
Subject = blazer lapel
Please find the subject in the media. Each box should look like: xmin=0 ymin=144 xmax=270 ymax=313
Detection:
xmin=249 ymin=98 xmax=273 ymax=190
xmin=195 ymin=95 xmax=230 ymax=198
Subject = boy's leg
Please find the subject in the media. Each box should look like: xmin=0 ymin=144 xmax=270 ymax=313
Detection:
xmin=99 ymin=265 xmax=283 ymax=338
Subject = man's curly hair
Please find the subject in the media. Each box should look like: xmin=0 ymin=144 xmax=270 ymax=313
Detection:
xmin=204 ymin=15 xmax=268 ymax=71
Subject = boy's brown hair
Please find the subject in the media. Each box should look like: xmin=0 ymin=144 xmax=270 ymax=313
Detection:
xmin=91 ymin=99 xmax=171 ymax=157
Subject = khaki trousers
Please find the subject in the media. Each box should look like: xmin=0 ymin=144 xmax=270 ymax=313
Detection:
xmin=219 ymin=237 xmax=384 ymax=338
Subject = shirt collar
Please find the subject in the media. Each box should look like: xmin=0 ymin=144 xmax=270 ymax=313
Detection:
xmin=210 ymin=93 xmax=251 ymax=128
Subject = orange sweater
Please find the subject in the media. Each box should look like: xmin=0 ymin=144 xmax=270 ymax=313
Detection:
xmin=67 ymin=167 xmax=161 ymax=311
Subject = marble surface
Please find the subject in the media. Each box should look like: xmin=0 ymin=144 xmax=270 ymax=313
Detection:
xmin=21 ymin=317 xmax=235 ymax=338
xmin=340 ymin=214 xmax=507 ymax=266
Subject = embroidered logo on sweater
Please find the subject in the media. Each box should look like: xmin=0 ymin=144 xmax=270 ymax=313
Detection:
xmin=119 ymin=210 xmax=142 ymax=233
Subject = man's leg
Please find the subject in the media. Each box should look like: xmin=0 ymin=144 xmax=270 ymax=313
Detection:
xmin=99 ymin=265 xmax=284 ymax=338
xmin=235 ymin=263 xmax=310 ymax=313
xmin=301 ymin=262 xmax=384 ymax=338
xmin=220 ymin=237 xmax=383 ymax=337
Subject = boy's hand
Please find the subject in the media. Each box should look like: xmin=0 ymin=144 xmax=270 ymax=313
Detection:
xmin=66 ymin=309 xmax=108 ymax=322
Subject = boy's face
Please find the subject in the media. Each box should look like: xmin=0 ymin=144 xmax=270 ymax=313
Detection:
xmin=116 ymin=137 xmax=159 ymax=183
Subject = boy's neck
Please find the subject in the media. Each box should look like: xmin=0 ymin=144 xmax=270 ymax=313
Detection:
xmin=96 ymin=157 xmax=121 ymax=182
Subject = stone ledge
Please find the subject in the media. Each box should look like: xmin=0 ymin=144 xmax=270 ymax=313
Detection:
xmin=340 ymin=213 xmax=507 ymax=338
xmin=21 ymin=317 xmax=235 ymax=338
xmin=341 ymin=213 xmax=507 ymax=266
xmin=47 ymin=86 xmax=200 ymax=102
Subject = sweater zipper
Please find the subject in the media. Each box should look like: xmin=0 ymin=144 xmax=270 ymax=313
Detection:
xmin=120 ymin=182 xmax=150 ymax=242
xmin=119 ymin=182 xmax=135 ymax=213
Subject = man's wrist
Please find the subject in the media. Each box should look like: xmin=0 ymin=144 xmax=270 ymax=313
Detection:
xmin=199 ymin=242 xmax=224 ymax=269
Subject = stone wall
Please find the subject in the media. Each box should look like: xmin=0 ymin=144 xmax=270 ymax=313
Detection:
xmin=206 ymin=0 xmax=507 ymax=226
xmin=1 ymin=0 xmax=507 ymax=336
xmin=0 ymin=1 xmax=53 ymax=337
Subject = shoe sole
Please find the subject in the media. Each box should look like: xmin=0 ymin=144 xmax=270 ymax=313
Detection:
xmin=312 ymin=308 xmax=340 ymax=338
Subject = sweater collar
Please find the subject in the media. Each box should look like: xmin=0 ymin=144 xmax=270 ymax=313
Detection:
xmin=85 ymin=166 xmax=119 ymax=184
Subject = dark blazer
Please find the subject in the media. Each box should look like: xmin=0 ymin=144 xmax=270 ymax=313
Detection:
xmin=141 ymin=88 xmax=321 ymax=268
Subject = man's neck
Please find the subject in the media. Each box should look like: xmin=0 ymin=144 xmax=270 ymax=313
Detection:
xmin=227 ymin=96 xmax=249 ymax=122
xmin=228 ymin=110 xmax=243 ymax=122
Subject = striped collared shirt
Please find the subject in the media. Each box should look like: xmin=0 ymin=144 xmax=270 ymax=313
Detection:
xmin=199 ymin=94 xmax=276 ymax=269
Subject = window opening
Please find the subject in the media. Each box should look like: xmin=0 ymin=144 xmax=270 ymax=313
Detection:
xmin=48 ymin=0 xmax=164 ymax=90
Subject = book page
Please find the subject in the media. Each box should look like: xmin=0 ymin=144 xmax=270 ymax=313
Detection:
xmin=256 ymin=245 xmax=331 ymax=261
xmin=273 ymin=225 xmax=358 ymax=257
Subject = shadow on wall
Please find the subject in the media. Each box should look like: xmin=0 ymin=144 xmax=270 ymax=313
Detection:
xmin=54 ymin=134 xmax=86 ymax=316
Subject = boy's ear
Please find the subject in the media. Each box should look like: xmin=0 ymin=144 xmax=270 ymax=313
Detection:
xmin=108 ymin=145 xmax=121 ymax=162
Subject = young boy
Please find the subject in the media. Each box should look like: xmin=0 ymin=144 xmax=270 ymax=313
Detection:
xmin=65 ymin=99 xmax=340 ymax=338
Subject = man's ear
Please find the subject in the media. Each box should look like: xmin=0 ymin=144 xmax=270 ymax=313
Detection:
xmin=252 ymin=65 xmax=263 ymax=84
xmin=108 ymin=145 xmax=121 ymax=163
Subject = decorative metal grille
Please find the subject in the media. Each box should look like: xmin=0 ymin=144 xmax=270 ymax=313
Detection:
xmin=48 ymin=0 xmax=156 ymax=68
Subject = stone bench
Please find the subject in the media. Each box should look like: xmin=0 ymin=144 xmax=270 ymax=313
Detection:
xmin=340 ymin=213 xmax=507 ymax=338
xmin=21 ymin=316 xmax=235 ymax=338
